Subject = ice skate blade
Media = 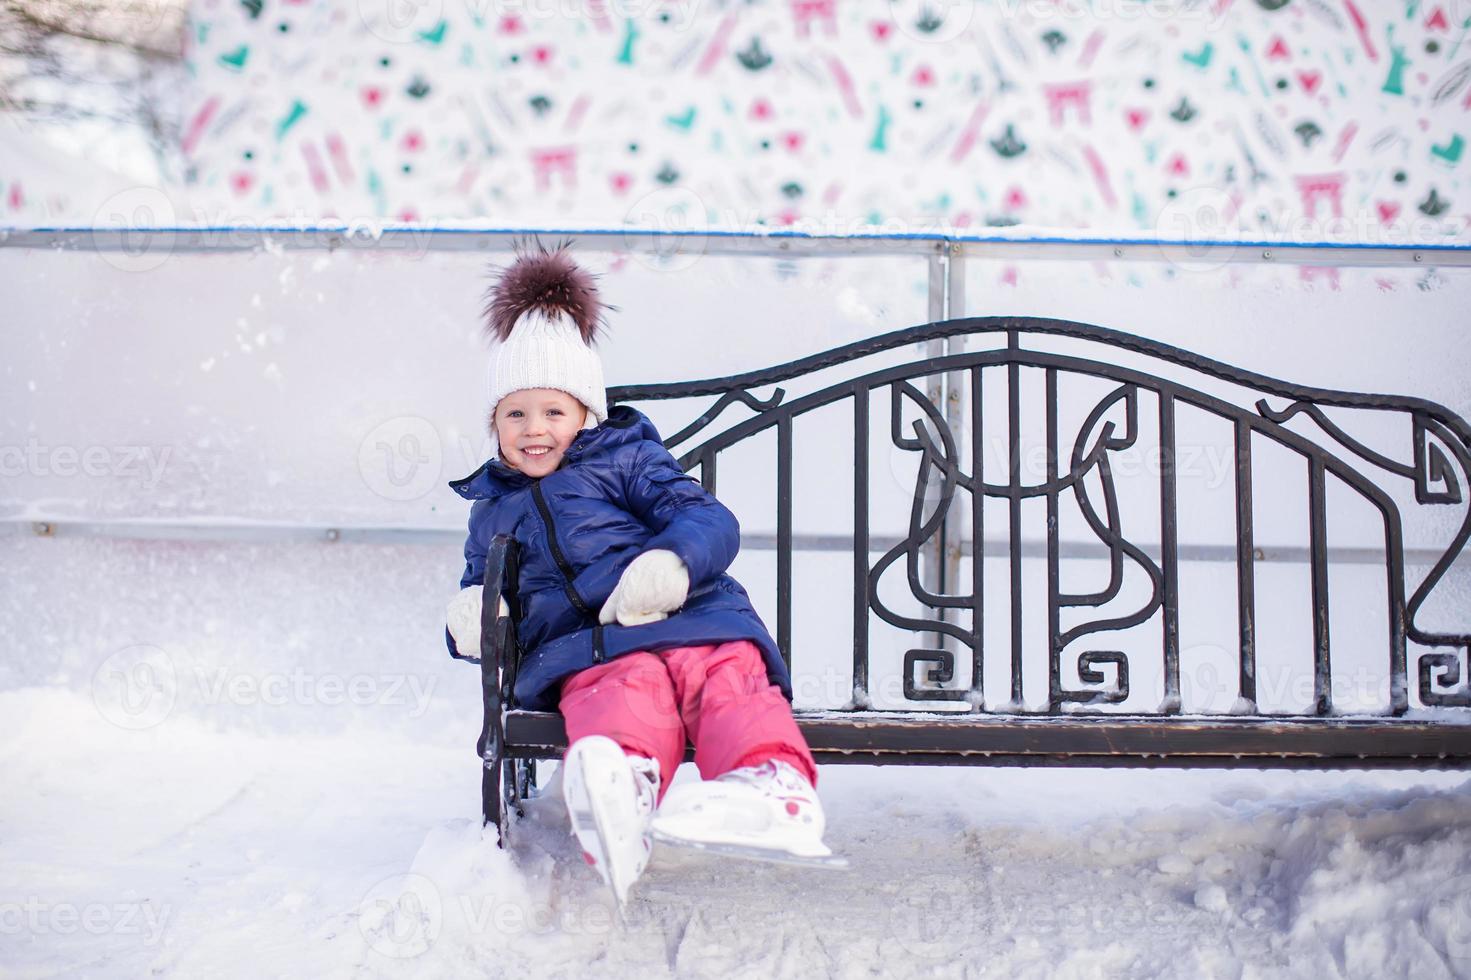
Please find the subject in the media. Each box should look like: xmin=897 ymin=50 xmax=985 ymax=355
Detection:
xmin=566 ymin=750 xmax=636 ymax=912
xmin=652 ymin=828 xmax=849 ymax=870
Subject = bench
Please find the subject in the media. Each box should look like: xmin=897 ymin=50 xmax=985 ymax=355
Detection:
xmin=458 ymin=316 xmax=1471 ymax=843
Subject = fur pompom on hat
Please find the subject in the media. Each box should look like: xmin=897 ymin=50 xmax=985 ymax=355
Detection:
xmin=482 ymin=239 xmax=611 ymax=429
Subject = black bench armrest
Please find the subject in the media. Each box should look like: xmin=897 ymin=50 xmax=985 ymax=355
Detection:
xmin=472 ymin=536 xmax=522 ymax=768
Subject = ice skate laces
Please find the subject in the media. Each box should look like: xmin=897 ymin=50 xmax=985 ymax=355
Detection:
xmin=628 ymin=755 xmax=659 ymax=819
xmin=717 ymin=761 xmax=819 ymax=821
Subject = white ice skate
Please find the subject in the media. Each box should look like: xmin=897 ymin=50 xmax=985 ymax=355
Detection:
xmin=650 ymin=760 xmax=848 ymax=869
xmin=562 ymin=735 xmax=660 ymax=910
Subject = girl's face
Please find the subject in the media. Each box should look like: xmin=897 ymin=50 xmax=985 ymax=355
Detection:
xmin=494 ymin=388 xmax=589 ymax=478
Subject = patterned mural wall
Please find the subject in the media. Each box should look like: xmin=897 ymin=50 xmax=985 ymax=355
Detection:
xmin=163 ymin=0 xmax=1471 ymax=243
xmin=2 ymin=0 xmax=1467 ymax=246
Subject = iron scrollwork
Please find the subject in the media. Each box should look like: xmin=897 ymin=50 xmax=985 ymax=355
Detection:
xmin=1421 ymin=650 xmax=1471 ymax=707
xmin=1059 ymin=651 xmax=1130 ymax=705
xmin=1053 ymin=383 xmax=1160 ymax=707
xmin=903 ymin=649 xmax=969 ymax=703
xmin=1256 ymin=395 xmax=1471 ymax=711
xmin=869 ymin=381 xmax=977 ymax=703
xmin=608 ymin=316 xmax=1471 ymax=718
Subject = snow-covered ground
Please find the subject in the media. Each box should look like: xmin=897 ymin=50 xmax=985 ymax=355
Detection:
xmin=3 ymin=681 xmax=1471 ymax=979
xmin=1 ymin=536 xmax=1470 ymax=979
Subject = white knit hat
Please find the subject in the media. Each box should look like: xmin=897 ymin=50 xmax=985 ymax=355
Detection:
xmin=487 ymin=308 xmax=609 ymax=424
xmin=482 ymin=240 xmax=611 ymax=431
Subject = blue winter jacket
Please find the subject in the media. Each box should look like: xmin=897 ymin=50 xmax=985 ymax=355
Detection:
xmin=446 ymin=406 xmax=791 ymax=712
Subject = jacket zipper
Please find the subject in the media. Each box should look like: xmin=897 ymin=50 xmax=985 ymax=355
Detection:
xmin=530 ymin=481 xmax=598 ymax=631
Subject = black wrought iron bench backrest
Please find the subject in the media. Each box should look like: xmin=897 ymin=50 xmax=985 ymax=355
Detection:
xmin=606 ymin=316 xmax=1471 ymax=719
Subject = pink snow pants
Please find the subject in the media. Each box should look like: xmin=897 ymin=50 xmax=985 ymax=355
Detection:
xmin=558 ymin=640 xmax=818 ymax=805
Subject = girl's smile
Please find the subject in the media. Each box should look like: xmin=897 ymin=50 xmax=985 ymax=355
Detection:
xmin=494 ymin=388 xmax=589 ymax=477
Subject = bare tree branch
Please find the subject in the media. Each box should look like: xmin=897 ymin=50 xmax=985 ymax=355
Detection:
xmin=0 ymin=0 xmax=188 ymax=181
xmin=1 ymin=0 xmax=186 ymax=59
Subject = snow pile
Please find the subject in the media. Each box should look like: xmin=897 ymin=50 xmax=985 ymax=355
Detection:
xmin=2 ymin=677 xmax=1470 ymax=978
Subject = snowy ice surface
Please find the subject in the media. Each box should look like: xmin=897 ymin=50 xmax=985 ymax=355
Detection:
xmin=3 ymin=684 xmax=1471 ymax=979
xmin=3 ymin=536 xmax=1471 ymax=979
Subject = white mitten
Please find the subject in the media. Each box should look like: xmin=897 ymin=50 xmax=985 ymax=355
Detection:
xmin=598 ymin=549 xmax=690 ymax=627
xmin=446 ymin=586 xmax=510 ymax=659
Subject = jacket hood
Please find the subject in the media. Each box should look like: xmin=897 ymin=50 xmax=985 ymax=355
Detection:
xmin=448 ymin=404 xmax=662 ymax=501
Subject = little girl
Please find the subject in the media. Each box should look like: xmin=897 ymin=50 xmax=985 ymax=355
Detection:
xmin=444 ymin=241 xmax=831 ymax=906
